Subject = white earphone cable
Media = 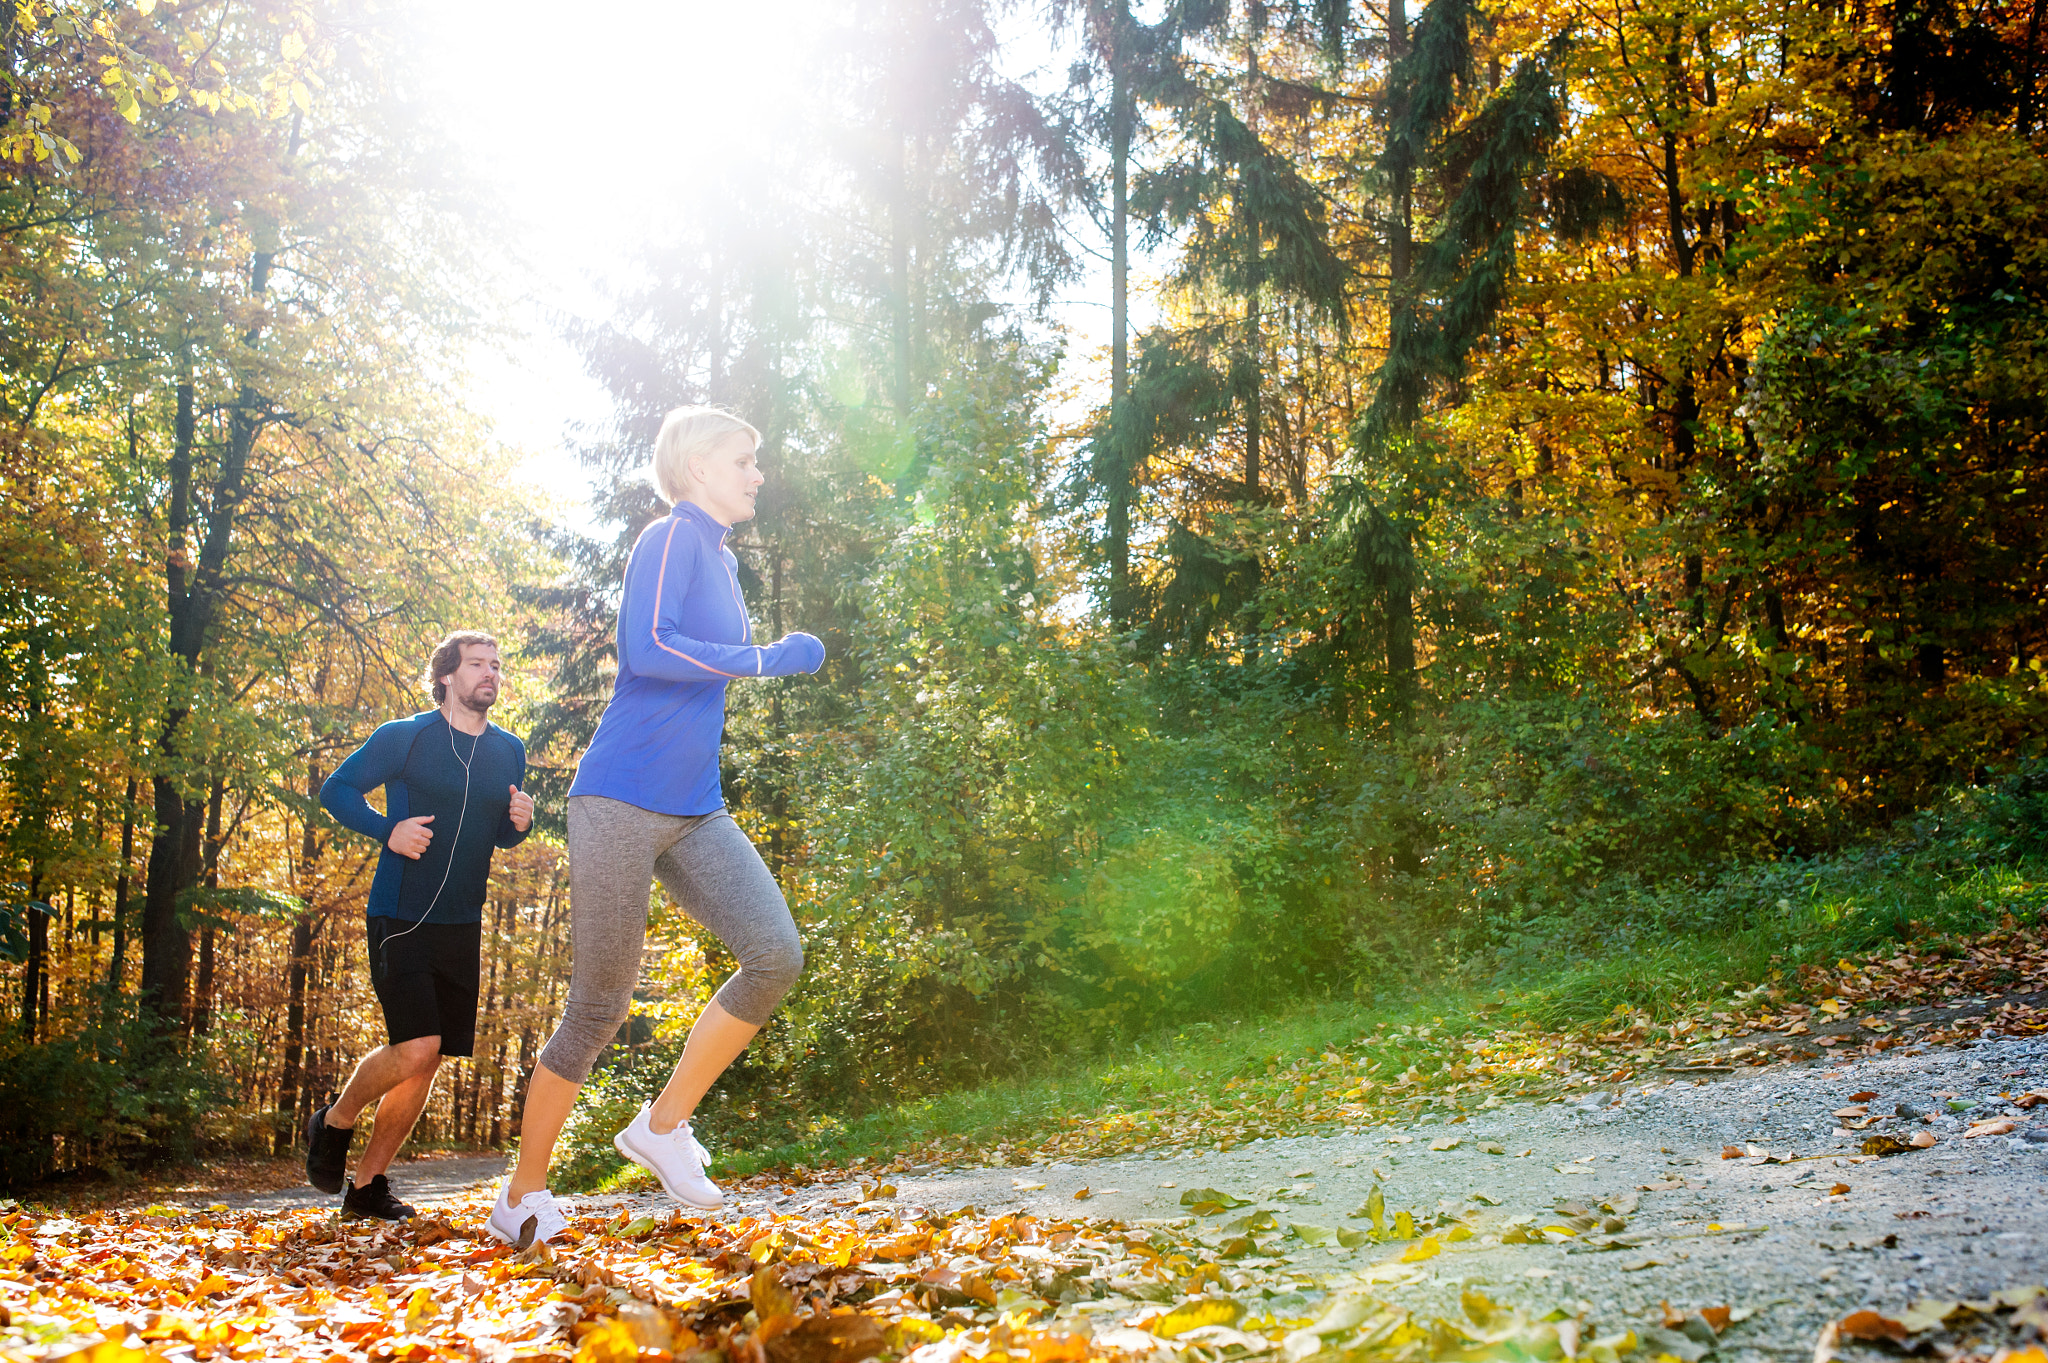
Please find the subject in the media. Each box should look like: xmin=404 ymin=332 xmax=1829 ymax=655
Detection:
xmin=377 ymin=716 xmax=479 ymax=968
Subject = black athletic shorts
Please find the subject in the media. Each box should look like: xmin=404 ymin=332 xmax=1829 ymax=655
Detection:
xmin=366 ymin=917 xmax=482 ymax=1057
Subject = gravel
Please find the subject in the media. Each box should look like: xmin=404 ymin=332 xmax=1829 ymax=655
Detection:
xmin=754 ymin=1033 xmax=2048 ymax=1359
xmin=226 ymin=1033 xmax=2047 ymax=1360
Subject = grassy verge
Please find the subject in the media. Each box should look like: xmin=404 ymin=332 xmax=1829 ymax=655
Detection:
xmin=576 ymin=838 xmax=2047 ymax=1192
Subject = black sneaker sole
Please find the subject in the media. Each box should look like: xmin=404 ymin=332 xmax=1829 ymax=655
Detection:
xmin=304 ymin=1104 xmax=347 ymax=1195
xmin=340 ymin=1200 xmax=416 ymax=1221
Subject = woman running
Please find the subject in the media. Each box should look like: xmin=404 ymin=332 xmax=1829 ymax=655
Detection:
xmin=489 ymin=406 xmax=824 ymax=1247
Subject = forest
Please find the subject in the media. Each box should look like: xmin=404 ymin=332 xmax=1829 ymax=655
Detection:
xmin=2 ymin=0 xmax=2045 ymax=1190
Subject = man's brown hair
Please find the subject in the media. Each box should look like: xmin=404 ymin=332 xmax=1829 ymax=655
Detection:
xmin=424 ymin=631 xmax=499 ymax=705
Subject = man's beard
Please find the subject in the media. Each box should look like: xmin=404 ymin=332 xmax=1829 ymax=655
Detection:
xmin=457 ymin=684 xmax=497 ymax=715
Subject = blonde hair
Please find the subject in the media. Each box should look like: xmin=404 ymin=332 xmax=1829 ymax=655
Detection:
xmin=649 ymin=406 xmax=761 ymax=505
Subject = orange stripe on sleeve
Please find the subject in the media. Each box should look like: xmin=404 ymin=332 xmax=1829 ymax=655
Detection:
xmin=652 ymin=518 xmax=748 ymax=680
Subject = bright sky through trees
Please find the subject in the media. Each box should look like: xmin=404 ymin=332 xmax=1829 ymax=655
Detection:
xmin=411 ymin=0 xmax=836 ymax=518
xmin=409 ymin=0 xmax=1143 ymax=520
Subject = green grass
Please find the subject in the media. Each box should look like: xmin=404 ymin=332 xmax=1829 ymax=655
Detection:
xmin=566 ymin=838 xmax=2046 ymax=1191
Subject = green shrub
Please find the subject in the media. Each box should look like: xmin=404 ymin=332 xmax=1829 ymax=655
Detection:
xmin=0 ymin=996 xmax=223 ymax=1190
xmin=545 ymin=1062 xmax=660 ymax=1193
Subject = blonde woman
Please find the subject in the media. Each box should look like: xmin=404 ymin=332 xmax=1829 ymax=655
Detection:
xmin=489 ymin=407 xmax=823 ymax=1247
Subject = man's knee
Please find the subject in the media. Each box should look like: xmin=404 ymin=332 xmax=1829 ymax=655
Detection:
xmin=396 ymin=1036 xmax=442 ymax=1076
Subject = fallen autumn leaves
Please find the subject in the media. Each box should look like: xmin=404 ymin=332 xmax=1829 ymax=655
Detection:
xmin=1818 ymin=1287 xmax=2048 ymax=1363
xmin=11 ymin=1185 xmax=2040 ymax=1363
xmin=0 ymin=1195 xmax=1824 ymax=1363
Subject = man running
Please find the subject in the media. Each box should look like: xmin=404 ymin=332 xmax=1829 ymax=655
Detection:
xmin=307 ymin=631 xmax=534 ymax=1219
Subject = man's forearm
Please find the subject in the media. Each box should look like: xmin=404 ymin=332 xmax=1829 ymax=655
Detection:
xmin=321 ymin=779 xmax=396 ymax=842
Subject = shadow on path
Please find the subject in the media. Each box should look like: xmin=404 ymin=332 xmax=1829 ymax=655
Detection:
xmin=219 ymin=1154 xmax=509 ymax=1212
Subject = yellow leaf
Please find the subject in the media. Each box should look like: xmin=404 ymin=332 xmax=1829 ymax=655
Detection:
xmin=1155 ymin=1298 xmax=1245 ymax=1338
xmin=136 ymin=0 xmax=156 ymax=13
xmin=1896 ymin=1300 xmax=1963 ymax=1333
xmin=281 ymin=32 xmax=306 ymax=59
xmin=1398 ymin=1236 xmax=1441 ymax=1262
xmin=886 ymin=1319 xmax=946 ymax=1351
xmin=751 ymin=1264 xmax=797 ymax=1321
xmin=573 ymin=1319 xmax=641 ymax=1363
xmin=52 ymin=1343 xmax=152 ymax=1363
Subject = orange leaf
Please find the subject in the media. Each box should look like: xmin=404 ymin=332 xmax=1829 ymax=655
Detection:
xmin=1840 ymin=1311 xmax=1908 ymax=1342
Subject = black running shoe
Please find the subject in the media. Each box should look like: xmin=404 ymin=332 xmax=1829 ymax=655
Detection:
xmin=303 ymin=1103 xmax=353 ymax=1195
xmin=342 ymin=1174 xmax=416 ymax=1221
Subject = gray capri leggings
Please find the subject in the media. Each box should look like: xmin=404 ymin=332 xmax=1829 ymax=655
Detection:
xmin=537 ymin=795 xmax=803 ymax=1085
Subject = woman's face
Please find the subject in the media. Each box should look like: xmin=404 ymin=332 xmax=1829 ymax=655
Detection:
xmin=687 ymin=431 xmax=765 ymax=526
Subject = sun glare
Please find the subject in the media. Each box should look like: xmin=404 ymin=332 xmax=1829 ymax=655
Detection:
xmin=408 ymin=0 xmax=834 ymax=504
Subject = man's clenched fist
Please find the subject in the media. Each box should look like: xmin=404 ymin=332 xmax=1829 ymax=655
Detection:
xmin=388 ymin=814 xmax=435 ymax=859
xmin=509 ymin=785 xmax=533 ymax=832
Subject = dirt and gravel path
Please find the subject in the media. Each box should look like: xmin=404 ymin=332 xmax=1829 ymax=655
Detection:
xmin=159 ymin=1030 xmax=2045 ymax=1363
xmin=567 ymin=1030 xmax=2042 ymax=1360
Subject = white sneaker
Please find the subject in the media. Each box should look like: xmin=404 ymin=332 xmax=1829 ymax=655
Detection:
xmin=614 ymin=1105 xmax=722 ymax=1208
xmin=487 ymin=1183 xmax=568 ymax=1248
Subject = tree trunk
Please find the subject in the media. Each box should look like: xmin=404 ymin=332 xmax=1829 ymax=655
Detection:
xmin=192 ymin=775 xmax=226 ymax=1034
xmin=1386 ymin=516 xmax=1417 ymax=729
xmin=1388 ymin=0 xmax=1412 ymax=285
xmin=1236 ymin=278 xmax=1253 ymax=493
xmin=141 ymin=227 xmax=277 ymax=1026
xmin=1764 ymin=588 xmax=1790 ymax=649
xmin=1384 ymin=0 xmax=1416 ymax=730
xmin=109 ymin=774 xmax=137 ymax=993
xmin=20 ymin=632 xmax=48 ymax=1037
xmin=275 ymin=759 xmax=323 ymax=1152
xmin=890 ymin=140 xmax=914 ymax=419
xmin=21 ymin=864 xmax=44 ymax=1039
xmin=1242 ymin=32 xmax=1263 ymax=498
xmin=140 ymin=371 xmax=200 ymax=1027
xmin=2022 ymin=0 xmax=2046 ymax=134
xmin=0 ymin=1 xmax=15 ymax=123
xmin=1106 ymin=0 xmax=1136 ymax=626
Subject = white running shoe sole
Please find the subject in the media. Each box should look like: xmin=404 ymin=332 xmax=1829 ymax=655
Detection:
xmin=484 ymin=1210 xmax=534 ymax=1248
xmin=614 ymin=1126 xmax=724 ymax=1209
xmin=486 ymin=1187 xmax=567 ymax=1248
